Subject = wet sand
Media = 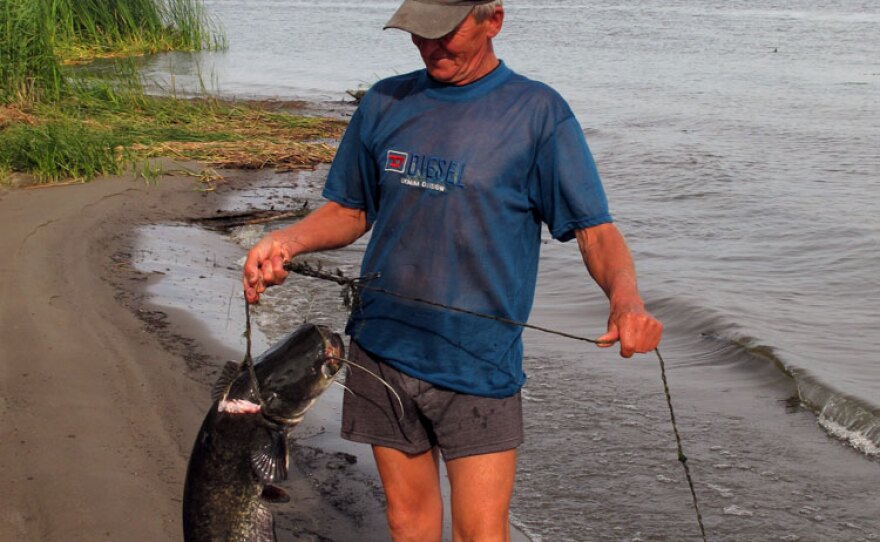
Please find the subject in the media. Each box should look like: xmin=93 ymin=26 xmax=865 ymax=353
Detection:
xmin=0 ymin=163 xmax=529 ymax=541
xmin=0 ymin=166 xmax=211 ymax=540
xmin=0 ymin=164 xmax=377 ymax=541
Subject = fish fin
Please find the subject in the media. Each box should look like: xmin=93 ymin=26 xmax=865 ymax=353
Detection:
xmin=260 ymin=484 xmax=291 ymax=504
xmin=251 ymin=429 xmax=288 ymax=483
xmin=254 ymin=504 xmax=277 ymax=542
xmin=211 ymin=361 xmax=241 ymax=402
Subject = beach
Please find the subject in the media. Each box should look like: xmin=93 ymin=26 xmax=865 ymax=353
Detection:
xmin=2 ymin=1 xmax=879 ymax=540
xmin=0 ymin=169 xmax=209 ymax=540
xmin=0 ymin=165 xmax=373 ymax=541
xmin=0 ymin=162 xmax=531 ymax=541
xmin=1 ymin=154 xmax=878 ymax=542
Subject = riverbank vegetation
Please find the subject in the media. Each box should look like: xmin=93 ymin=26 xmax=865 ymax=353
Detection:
xmin=0 ymin=0 xmax=344 ymax=185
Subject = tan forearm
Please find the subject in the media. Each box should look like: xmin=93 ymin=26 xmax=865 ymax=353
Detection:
xmin=575 ymin=223 xmax=644 ymax=309
xmin=269 ymin=201 xmax=369 ymax=259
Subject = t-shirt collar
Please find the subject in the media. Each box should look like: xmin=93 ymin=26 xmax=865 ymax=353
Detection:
xmin=422 ymin=60 xmax=512 ymax=101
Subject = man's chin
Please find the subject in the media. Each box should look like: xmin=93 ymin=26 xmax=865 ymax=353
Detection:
xmin=427 ymin=67 xmax=459 ymax=84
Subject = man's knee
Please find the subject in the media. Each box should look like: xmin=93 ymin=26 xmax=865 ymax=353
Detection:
xmin=447 ymin=449 xmax=516 ymax=542
xmin=385 ymin=495 xmax=442 ymax=542
xmin=373 ymin=446 xmax=443 ymax=542
xmin=451 ymin=504 xmax=510 ymax=542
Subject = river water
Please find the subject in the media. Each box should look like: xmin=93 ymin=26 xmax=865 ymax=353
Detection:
xmin=141 ymin=1 xmax=880 ymax=540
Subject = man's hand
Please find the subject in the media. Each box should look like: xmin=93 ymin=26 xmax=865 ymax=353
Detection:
xmin=575 ymin=223 xmax=663 ymax=358
xmin=243 ymin=234 xmax=291 ymax=304
xmin=240 ymin=202 xmax=371 ymax=304
xmin=596 ymin=298 xmax=663 ymax=358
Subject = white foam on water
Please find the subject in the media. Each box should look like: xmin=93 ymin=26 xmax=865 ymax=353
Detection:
xmin=707 ymin=483 xmax=734 ymax=498
xmin=228 ymin=224 xmax=266 ymax=248
xmin=509 ymin=513 xmax=541 ymax=542
xmin=817 ymin=415 xmax=880 ymax=457
xmin=723 ymin=505 xmax=754 ymax=517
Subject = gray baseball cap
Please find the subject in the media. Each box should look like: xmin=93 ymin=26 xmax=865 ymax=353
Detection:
xmin=384 ymin=0 xmax=496 ymax=39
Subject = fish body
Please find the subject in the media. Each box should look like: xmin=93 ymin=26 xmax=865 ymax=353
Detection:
xmin=183 ymin=323 xmax=344 ymax=542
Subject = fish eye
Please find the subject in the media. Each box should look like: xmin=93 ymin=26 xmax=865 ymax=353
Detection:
xmin=321 ymin=362 xmax=334 ymax=378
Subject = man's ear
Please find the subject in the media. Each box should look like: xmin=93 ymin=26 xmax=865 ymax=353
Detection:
xmin=485 ymin=5 xmax=504 ymax=39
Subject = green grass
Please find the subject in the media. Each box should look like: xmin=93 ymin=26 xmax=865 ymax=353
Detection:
xmin=0 ymin=0 xmax=345 ymax=185
xmin=0 ymin=0 xmax=224 ymax=103
xmin=0 ymin=118 xmax=127 ymax=181
xmin=0 ymin=0 xmax=63 ymax=102
xmin=1 ymin=81 xmax=347 ymax=183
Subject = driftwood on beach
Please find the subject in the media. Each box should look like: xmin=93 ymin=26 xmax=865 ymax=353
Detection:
xmin=189 ymin=203 xmax=312 ymax=231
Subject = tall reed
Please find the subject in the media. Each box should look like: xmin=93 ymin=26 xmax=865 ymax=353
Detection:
xmin=53 ymin=0 xmax=225 ymax=60
xmin=0 ymin=0 xmax=63 ymax=102
xmin=0 ymin=0 xmax=224 ymax=103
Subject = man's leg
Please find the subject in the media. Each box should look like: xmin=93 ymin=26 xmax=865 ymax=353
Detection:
xmin=446 ymin=449 xmax=517 ymax=542
xmin=373 ymin=445 xmax=443 ymax=542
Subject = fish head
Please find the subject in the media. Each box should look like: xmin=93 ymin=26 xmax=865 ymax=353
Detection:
xmin=254 ymin=323 xmax=344 ymax=425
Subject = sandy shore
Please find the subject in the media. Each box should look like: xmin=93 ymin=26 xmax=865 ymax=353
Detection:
xmin=0 ymin=168 xmax=212 ymax=540
xmin=0 ymin=164 xmax=529 ymax=541
xmin=5 ymin=154 xmax=878 ymax=542
xmin=0 ymin=165 xmax=377 ymax=541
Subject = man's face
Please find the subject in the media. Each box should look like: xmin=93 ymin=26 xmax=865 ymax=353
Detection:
xmin=411 ymin=8 xmax=503 ymax=86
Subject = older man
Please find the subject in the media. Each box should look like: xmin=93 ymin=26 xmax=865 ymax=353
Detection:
xmin=243 ymin=1 xmax=662 ymax=540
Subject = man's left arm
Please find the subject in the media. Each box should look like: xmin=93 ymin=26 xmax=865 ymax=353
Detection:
xmin=575 ymin=222 xmax=663 ymax=357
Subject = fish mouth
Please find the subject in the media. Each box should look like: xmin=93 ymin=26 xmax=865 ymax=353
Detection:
xmin=266 ymin=399 xmax=315 ymax=426
xmin=322 ymin=332 xmax=345 ymax=377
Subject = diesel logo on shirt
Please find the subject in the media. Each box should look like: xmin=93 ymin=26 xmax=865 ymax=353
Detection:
xmin=385 ymin=149 xmax=466 ymax=190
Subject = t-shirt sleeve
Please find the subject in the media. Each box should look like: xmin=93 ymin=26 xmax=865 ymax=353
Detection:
xmin=322 ymin=107 xmax=380 ymax=224
xmin=531 ymin=115 xmax=612 ymax=242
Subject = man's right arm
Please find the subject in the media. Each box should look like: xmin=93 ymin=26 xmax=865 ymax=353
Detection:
xmin=243 ymin=202 xmax=369 ymax=303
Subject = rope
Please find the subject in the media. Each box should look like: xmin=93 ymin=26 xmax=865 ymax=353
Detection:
xmin=242 ymin=301 xmax=264 ymax=407
xmin=283 ymin=260 xmax=708 ymax=540
xmin=284 ymin=261 xmax=611 ymax=346
xmin=655 ymin=347 xmax=708 ymax=541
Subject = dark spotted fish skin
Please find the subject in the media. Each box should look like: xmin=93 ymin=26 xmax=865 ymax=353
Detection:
xmin=182 ymin=323 xmax=344 ymax=542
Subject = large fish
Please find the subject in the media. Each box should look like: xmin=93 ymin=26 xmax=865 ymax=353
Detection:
xmin=183 ymin=323 xmax=344 ymax=542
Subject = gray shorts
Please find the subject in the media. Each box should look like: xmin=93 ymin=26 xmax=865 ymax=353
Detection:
xmin=340 ymin=341 xmax=524 ymax=461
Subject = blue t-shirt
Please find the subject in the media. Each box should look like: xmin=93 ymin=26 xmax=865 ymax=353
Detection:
xmin=323 ymin=61 xmax=611 ymax=397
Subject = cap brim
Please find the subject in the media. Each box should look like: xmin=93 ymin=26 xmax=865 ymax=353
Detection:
xmin=384 ymin=1 xmax=473 ymax=39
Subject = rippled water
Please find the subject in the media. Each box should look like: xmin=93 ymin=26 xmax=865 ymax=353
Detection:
xmin=141 ymin=1 xmax=880 ymax=539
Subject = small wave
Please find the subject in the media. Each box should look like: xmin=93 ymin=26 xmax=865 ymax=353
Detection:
xmin=651 ymin=297 xmax=880 ymax=460
xmin=797 ymin=375 xmax=880 ymax=458
xmin=708 ymin=331 xmax=880 ymax=459
xmin=818 ymin=416 xmax=880 ymax=457
xmin=509 ymin=513 xmax=541 ymax=542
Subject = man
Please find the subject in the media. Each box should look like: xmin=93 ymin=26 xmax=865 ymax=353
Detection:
xmin=243 ymin=1 xmax=662 ymax=541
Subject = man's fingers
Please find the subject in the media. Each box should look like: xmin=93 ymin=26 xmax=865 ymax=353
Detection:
xmin=270 ymin=255 xmax=289 ymax=284
xmin=244 ymin=286 xmax=259 ymax=304
xmin=615 ymin=312 xmax=663 ymax=357
xmin=596 ymin=326 xmax=619 ymax=348
xmin=243 ymin=237 xmax=289 ymax=303
xmin=260 ymin=258 xmax=276 ymax=285
xmin=619 ymin=331 xmax=636 ymax=358
xmin=244 ymin=270 xmax=263 ymax=303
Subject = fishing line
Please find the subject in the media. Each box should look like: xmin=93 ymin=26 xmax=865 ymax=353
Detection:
xmin=284 ymin=260 xmax=708 ymax=540
xmin=327 ymin=355 xmax=406 ymax=422
xmin=656 ymin=347 xmax=707 ymax=541
xmin=284 ymin=261 xmax=612 ymax=346
xmin=241 ymin=301 xmax=264 ymax=407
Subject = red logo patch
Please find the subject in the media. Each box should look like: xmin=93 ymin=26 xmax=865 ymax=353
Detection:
xmin=385 ymin=150 xmax=408 ymax=173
